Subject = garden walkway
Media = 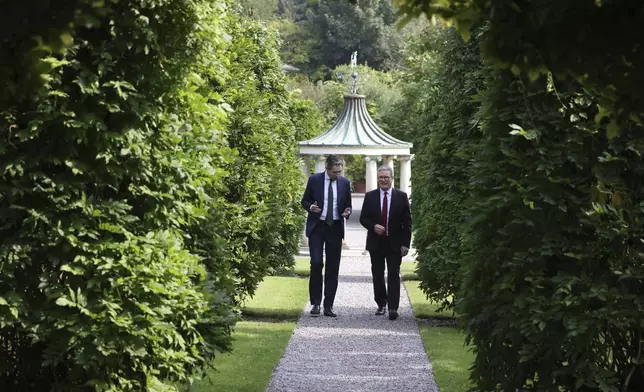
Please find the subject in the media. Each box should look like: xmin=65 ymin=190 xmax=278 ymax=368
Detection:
xmin=265 ymin=196 xmax=439 ymax=392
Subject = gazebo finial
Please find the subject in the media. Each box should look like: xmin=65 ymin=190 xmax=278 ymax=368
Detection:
xmin=350 ymin=51 xmax=358 ymax=94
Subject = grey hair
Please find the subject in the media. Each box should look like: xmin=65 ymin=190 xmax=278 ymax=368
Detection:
xmin=377 ymin=166 xmax=394 ymax=178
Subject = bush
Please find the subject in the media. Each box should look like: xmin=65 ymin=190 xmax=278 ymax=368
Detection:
xmin=400 ymin=26 xmax=484 ymax=310
xmin=1 ymin=2 xmax=322 ymax=390
xmin=461 ymin=70 xmax=644 ymax=391
xmin=216 ymin=13 xmax=316 ymax=298
xmin=395 ymin=2 xmax=644 ymax=390
xmin=0 ymin=1 xmax=236 ymax=390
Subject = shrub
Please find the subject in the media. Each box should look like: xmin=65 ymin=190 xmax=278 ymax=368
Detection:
xmin=400 ymin=26 xmax=484 ymax=310
xmin=216 ymin=14 xmax=314 ymax=298
xmin=0 ymin=1 xmax=236 ymax=390
xmin=461 ymin=70 xmax=644 ymax=391
xmin=395 ymin=2 xmax=644 ymax=390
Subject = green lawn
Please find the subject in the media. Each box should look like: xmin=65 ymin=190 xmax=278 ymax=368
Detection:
xmin=190 ymin=321 xmax=295 ymax=392
xmin=242 ymin=275 xmax=309 ymax=320
xmin=404 ymin=280 xmax=454 ymax=319
xmin=421 ymin=325 xmax=474 ymax=392
xmin=400 ymin=260 xmax=419 ymax=280
xmin=404 ymin=279 xmax=473 ymax=392
xmin=292 ymin=256 xmax=310 ymax=277
xmin=190 ymin=274 xmax=310 ymax=391
xmin=274 ymin=257 xmax=310 ymax=277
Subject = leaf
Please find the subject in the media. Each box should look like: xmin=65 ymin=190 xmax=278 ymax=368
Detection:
xmin=55 ymin=297 xmax=75 ymax=307
xmin=59 ymin=32 xmax=73 ymax=46
xmin=60 ymin=264 xmax=85 ymax=276
xmin=606 ymin=120 xmax=620 ymax=139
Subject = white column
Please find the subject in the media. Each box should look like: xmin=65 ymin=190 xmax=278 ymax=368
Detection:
xmin=399 ymin=155 xmax=411 ymax=195
xmin=315 ymin=155 xmax=326 ymax=173
xmin=365 ymin=156 xmax=378 ymax=191
xmin=300 ymin=155 xmax=310 ymax=184
xmin=382 ymin=155 xmax=397 ymax=188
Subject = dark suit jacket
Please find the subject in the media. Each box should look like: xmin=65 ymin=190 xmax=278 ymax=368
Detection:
xmin=360 ymin=188 xmax=411 ymax=252
xmin=301 ymin=172 xmax=352 ymax=238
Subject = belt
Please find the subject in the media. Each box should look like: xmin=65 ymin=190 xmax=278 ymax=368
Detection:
xmin=319 ymin=219 xmax=342 ymax=224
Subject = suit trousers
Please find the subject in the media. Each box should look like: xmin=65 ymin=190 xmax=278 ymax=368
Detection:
xmin=308 ymin=220 xmax=343 ymax=308
xmin=369 ymin=237 xmax=402 ymax=311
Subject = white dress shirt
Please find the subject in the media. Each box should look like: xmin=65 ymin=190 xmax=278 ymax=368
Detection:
xmin=321 ymin=172 xmax=339 ymax=221
xmin=380 ymin=187 xmax=392 ymax=235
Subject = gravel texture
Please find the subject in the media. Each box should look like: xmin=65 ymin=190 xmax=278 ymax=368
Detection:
xmin=265 ymin=255 xmax=440 ymax=392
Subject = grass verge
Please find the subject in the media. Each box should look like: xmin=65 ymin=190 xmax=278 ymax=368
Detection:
xmin=404 ymin=280 xmax=454 ymax=319
xmin=190 ymin=274 xmax=309 ymax=391
xmin=292 ymin=257 xmax=310 ymax=277
xmin=400 ymin=260 xmax=419 ymax=280
xmin=404 ymin=279 xmax=473 ymax=392
xmin=190 ymin=321 xmax=295 ymax=392
xmin=420 ymin=324 xmax=473 ymax=392
xmin=274 ymin=257 xmax=310 ymax=277
xmin=242 ymin=275 xmax=309 ymax=320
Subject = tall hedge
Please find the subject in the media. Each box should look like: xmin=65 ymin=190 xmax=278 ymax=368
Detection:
xmin=394 ymin=1 xmax=644 ymax=390
xmin=397 ymin=26 xmax=484 ymax=309
xmin=217 ymin=13 xmax=317 ymax=299
xmin=461 ymin=71 xmax=644 ymax=390
xmin=0 ymin=1 xmax=239 ymax=390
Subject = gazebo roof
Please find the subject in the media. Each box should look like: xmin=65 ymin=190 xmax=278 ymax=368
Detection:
xmin=299 ymin=93 xmax=412 ymax=156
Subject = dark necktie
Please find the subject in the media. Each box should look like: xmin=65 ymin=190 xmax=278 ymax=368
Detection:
xmin=381 ymin=191 xmax=388 ymax=235
xmin=326 ymin=179 xmax=334 ymax=226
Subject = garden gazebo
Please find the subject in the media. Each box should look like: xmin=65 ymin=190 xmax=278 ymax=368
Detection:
xmin=298 ymin=87 xmax=413 ymax=194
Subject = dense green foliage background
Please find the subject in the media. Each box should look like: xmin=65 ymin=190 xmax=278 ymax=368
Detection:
xmin=218 ymin=16 xmax=321 ymax=298
xmin=392 ymin=1 xmax=644 ymax=391
xmin=396 ymin=26 xmax=484 ymax=310
xmin=0 ymin=1 xmax=320 ymax=390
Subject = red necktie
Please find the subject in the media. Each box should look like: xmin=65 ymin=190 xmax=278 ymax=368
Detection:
xmin=381 ymin=191 xmax=388 ymax=236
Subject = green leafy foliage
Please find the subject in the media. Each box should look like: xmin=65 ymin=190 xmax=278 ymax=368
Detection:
xmin=307 ymin=0 xmax=403 ymax=73
xmin=240 ymin=0 xmax=429 ymax=77
xmin=405 ymin=27 xmax=484 ymax=310
xmin=393 ymin=7 xmax=644 ymax=390
xmin=460 ymin=70 xmax=644 ymax=391
xmin=0 ymin=1 xmax=320 ymax=390
xmin=394 ymin=0 xmax=644 ymax=141
xmin=0 ymin=0 xmax=113 ymax=108
xmin=0 ymin=1 xmax=237 ymax=390
xmin=216 ymin=15 xmax=312 ymax=299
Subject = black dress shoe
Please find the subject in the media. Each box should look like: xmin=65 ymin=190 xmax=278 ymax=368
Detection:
xmin=388 ymin=309 xmax=399 ymax=320
xmin=323 ymin=307 xmax=337 ymax=317
xmin=310 ymin=305 xmax=321 ymax=316
xmin=375 ymin=306 xmax=386 ymax=316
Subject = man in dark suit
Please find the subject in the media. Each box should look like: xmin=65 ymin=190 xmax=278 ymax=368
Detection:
xmin=301 ymin=155 xmax=352 ymax=317
xmin=360 ymin=166 xmax=411 ymax=320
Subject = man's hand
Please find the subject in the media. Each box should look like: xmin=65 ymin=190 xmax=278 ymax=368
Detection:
xmin=341 ymin=207 xmax=351 ymax=218
xmin=401 ymin=246 xmax=409 ymax=257
xmin=374 ymin=224 xmax=386 ymax=236
xmin=310 ymin=201 xmax=321 ymax=213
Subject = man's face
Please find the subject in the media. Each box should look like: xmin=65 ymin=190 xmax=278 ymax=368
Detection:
xmin=326 ymin=164 xmax=342 ymax=180
xmin=378 ymin=169 xmax=392 ymax=190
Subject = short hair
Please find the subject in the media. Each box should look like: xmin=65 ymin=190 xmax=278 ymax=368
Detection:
xmin=377 ymin=166 xmax=394 ymax=178
xmin=326 ymin=154 xmax=343 ymax=168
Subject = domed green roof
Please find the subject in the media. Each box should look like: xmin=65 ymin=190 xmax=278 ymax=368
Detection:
xmin=299 ymin=94 xmax=412 ymax=149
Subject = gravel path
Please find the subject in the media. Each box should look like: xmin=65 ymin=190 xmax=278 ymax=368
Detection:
xmin=265 ymin=255 xmax=440 ymax=392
